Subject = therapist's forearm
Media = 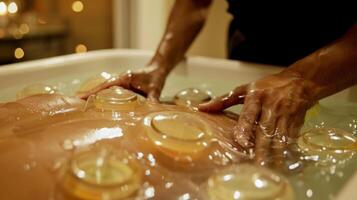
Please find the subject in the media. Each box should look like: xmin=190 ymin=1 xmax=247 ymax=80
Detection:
xmin=282 ymin=23 xmax=357 ymax=100
xmin=148 ymin=0 xmax=212 ymax=75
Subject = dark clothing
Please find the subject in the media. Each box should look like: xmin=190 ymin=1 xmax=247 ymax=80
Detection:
xmin=226 ymin=0 xmax=357 ymax=66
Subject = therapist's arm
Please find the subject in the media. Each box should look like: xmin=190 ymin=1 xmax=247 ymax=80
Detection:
xmin=282 ymin=23 xmax=357 ymax=100
xmin=78 ymin=0 xmax=213 ymax=100
xmin=148 ymin=0 xmax=213 ymax=74
xmin=199 ymin=23 xmax=357 ymax=164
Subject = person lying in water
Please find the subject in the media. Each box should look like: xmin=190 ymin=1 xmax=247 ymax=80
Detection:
xmin=78 ymin=0 xmax=357 ymax=163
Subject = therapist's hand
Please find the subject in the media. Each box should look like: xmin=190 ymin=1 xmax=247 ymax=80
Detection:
xmin=77 ymin=65 xmax=168 ymax=102
xmin=199 ymin=72 xmax=318 ymax=164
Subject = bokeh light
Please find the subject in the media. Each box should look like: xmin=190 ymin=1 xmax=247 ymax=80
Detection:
xmin=19 ymin=23 xmax=30 ymax=34
xmin=0 ymin=2 xmax=7 ymax=15
xmin=12 ymin=30 xmax=23 ymax=39
xmin=14 ymin=48 xmax=25 ymax=59
xmin=75 ymin=44 xmax=87 ymax=53
xmin=72 ymin=1 xmax=84 ymax=13
xmin=7 ymin=2 xmax=18 ymax=14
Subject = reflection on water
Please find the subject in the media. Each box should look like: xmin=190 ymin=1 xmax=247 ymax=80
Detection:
xmin=298 ymin=128 xmax=356 ymax=163
xmin=59 ymin=148 xmax=142 ymax=200
xmin=0 ymin=73 xmax=356 ymax=199
xmin=174 ymin=88 xmax=212 ymax=108
xmin=205 ymin=164 xmax=294 ymax=200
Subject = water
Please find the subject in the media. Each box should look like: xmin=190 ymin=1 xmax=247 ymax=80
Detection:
xmin=0 ymin=72 xmax=356 ymax=199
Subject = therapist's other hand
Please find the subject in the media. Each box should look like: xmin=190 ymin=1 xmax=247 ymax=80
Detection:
xmin=198 ymin=72 xmax=318 ymax=163
xmin=77 ymin=65 xmax=167 ymax=102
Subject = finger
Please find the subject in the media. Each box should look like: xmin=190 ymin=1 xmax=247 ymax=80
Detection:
xmin=234 ymin=93 xmax=261 ymax=148
xmin=274 ymin=116 xmax=289 ymax=143
xmin=254 ymin=124 xmax=273 ymax=166
xmin=288 ymin=111 xmax=306 ymax=138
xmin=129 ymin=86 xmax=149 ymax=98
xmin=253 ymin=105 xmax=277 ymax=166
xmin=273 ymin=109 xmax=305 ymax=166
xmin=271 ymin=116 xmax=290 ymax=169
xmin=147 ymin=89 xmax=161 ymax=103
xmin=198 ymin=85 xmax=247 ymax=113
xmin=146 ymin=77 xmax=165 ymax=102
xmin=258 ymin=107 xmax=277 ymax=138
xmin=77 ymin=76 xmax=129 ymax=99
xmin=271 ymin=138 xmax=288 ymax=169
xmin=273 ymin=112 xmax=305 ymax=170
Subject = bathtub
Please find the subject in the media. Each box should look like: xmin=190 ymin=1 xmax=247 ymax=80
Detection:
xmin=1 ymin=49 xmax=356 ymax=104
xmin=0 ymin=49 xmax=356 ymax=199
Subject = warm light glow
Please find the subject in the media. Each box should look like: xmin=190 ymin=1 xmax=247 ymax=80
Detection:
xmin=19 ymin=23 xmax=30 ymax=34
xmin=72 ymin=127 xmax=123 ymax=147
xmin=12 ymin=30 xmax=23 ymax=39
xmin=14 ymin=48 xmax=24 ymax=59
xmin=75 ymin=44 xmax=87 ymax=53
xmin=7 ymin=2 xmax=17 ymax=14
xmin=38 ymin=18 xmax=47 ymax=24
xmin=72 ymin=1 xmax=84 ymax=13
xmin=0 ymin=2 xmax=7 ymax=15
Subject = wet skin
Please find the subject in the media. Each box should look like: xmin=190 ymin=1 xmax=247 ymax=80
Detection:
xmin=79 ymin=0 xmax=357 ymax=164
xmin=2 ymin=93 xmax=355 ymax=199
xmin=0 ymin=93 xmax=249 ymax=199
